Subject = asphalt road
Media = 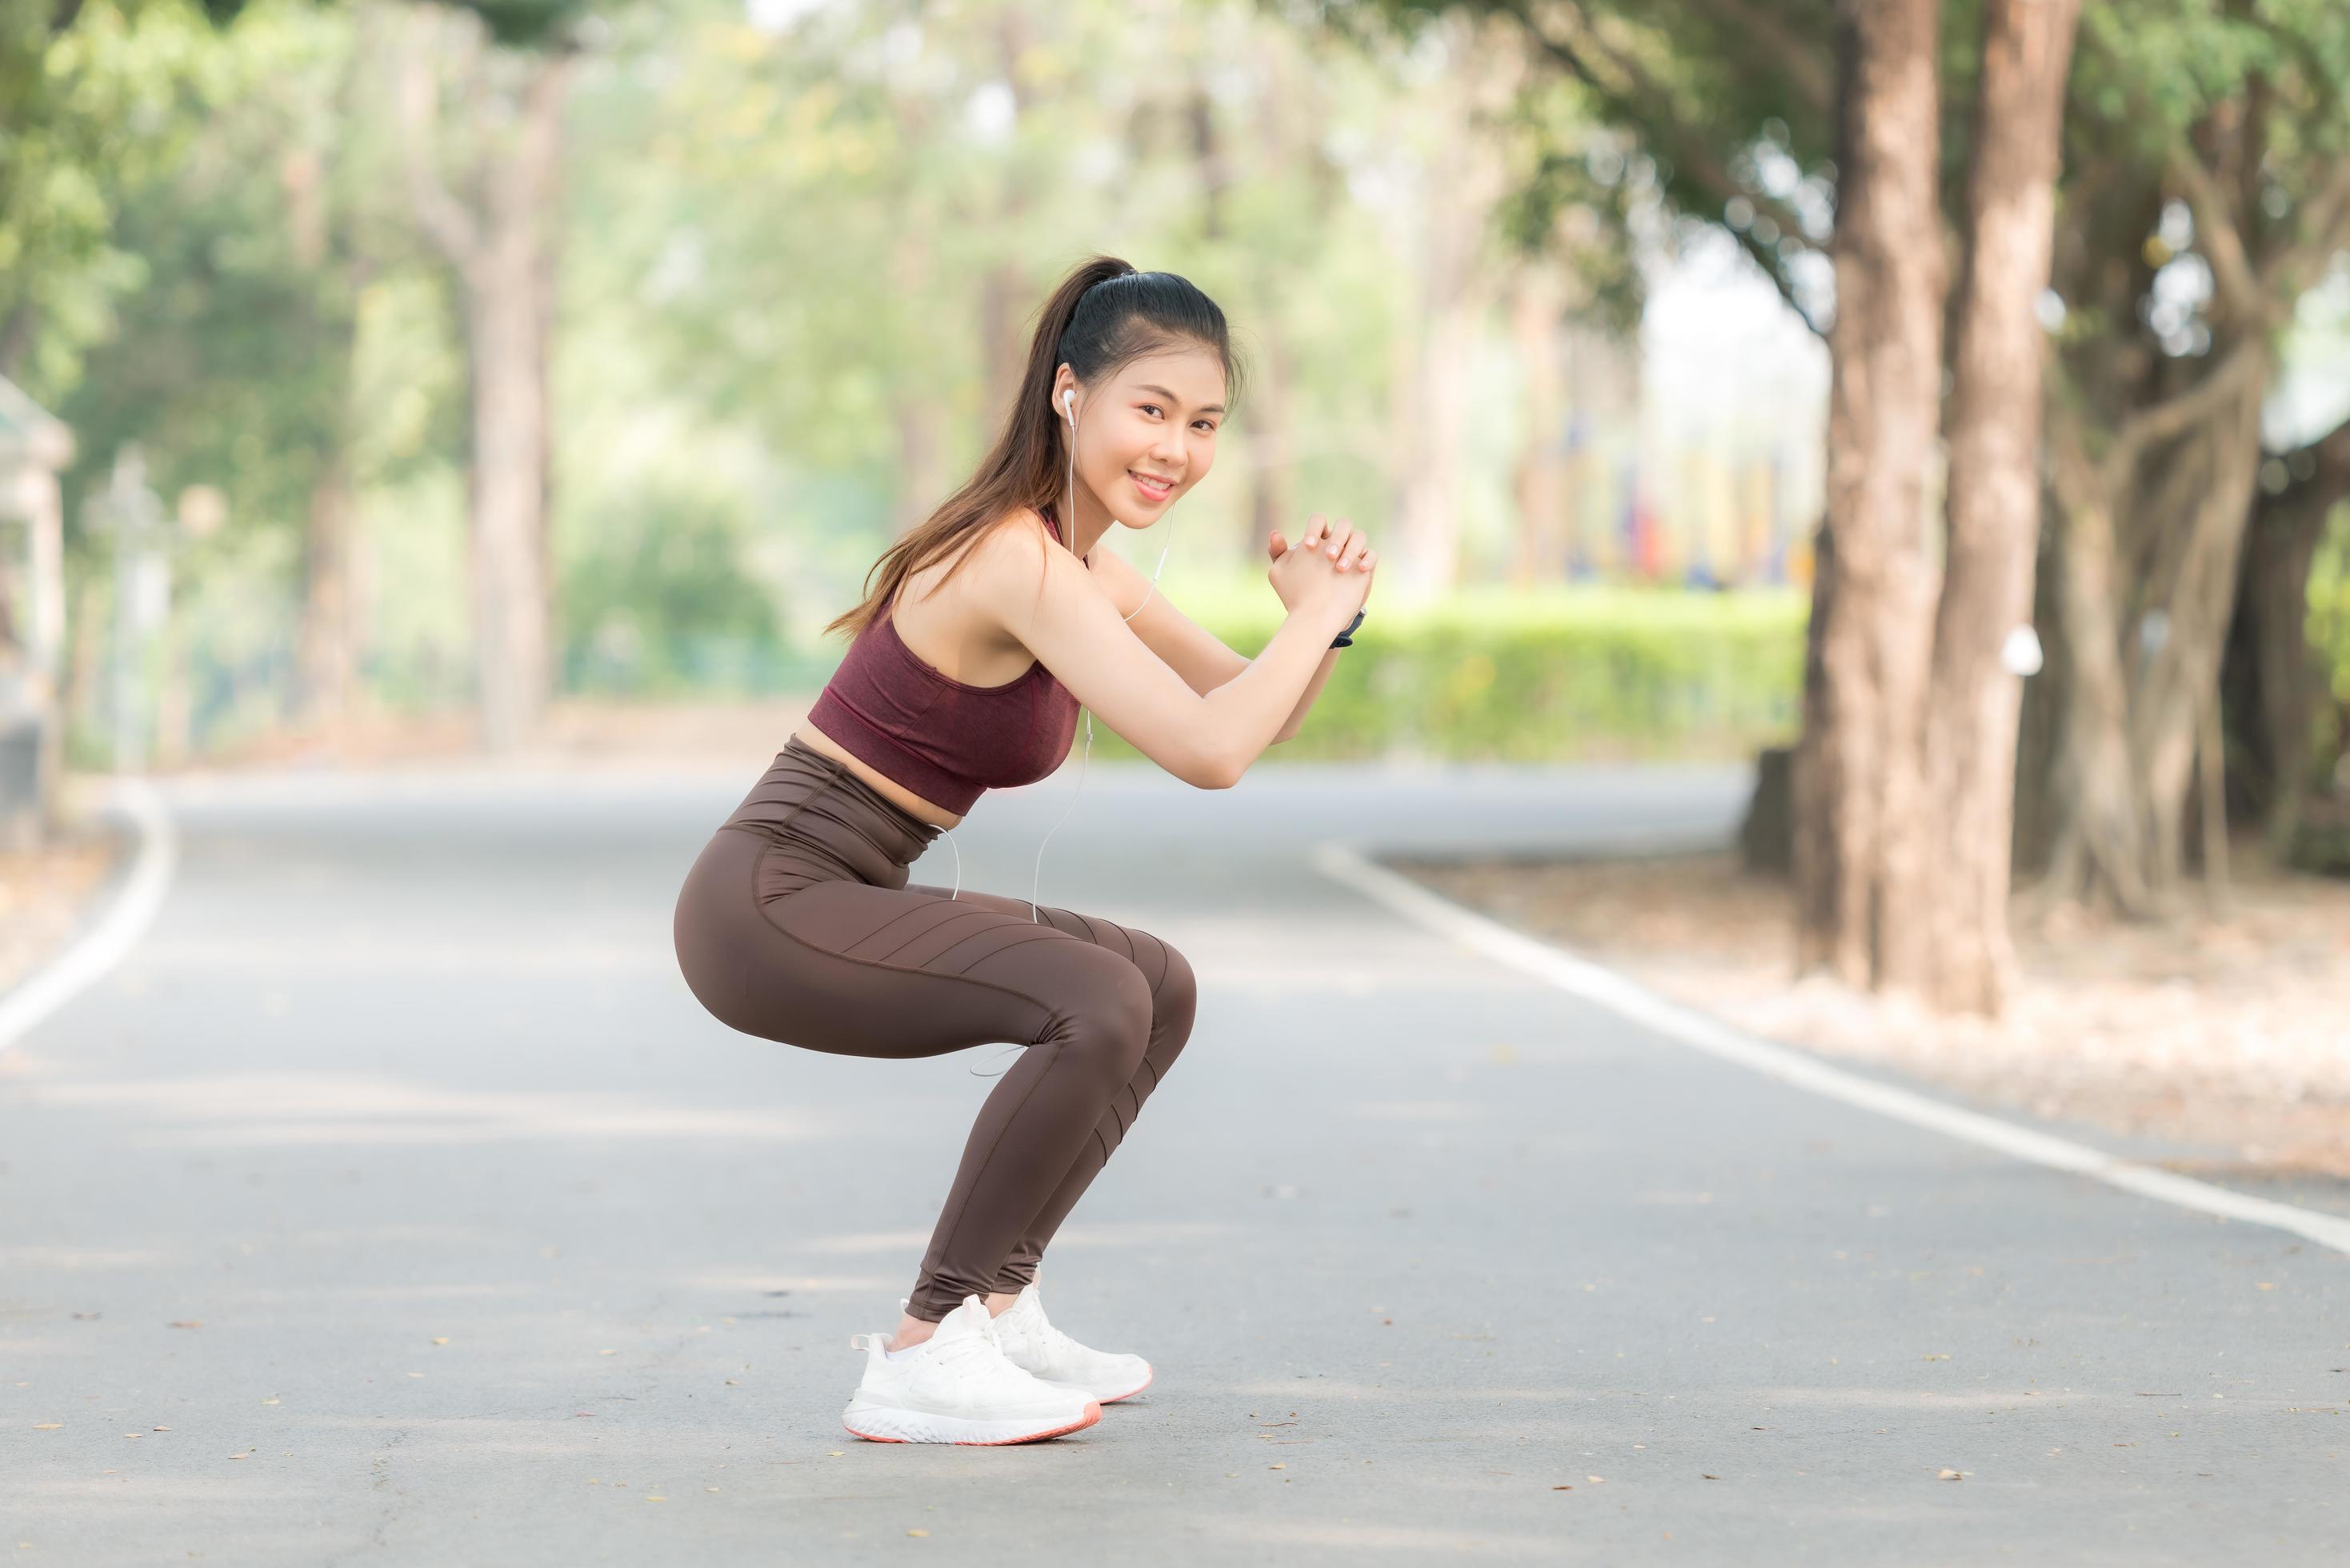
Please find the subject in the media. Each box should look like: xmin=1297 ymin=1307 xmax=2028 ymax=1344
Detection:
xmin=2 ymin=753 xmax=2344 ymax=1564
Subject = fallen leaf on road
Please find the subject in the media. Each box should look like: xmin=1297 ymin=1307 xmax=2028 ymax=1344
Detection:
xmin=168 ymin=1321 xmax=202 ymax=1330
xmin=1938 ymin=1469 xmax=1965 ymax=1480
xmin=34 ymin=1424 xmax=60 ymax=1430
xmin=907 ymin=1529 xmax=927 ymax=1537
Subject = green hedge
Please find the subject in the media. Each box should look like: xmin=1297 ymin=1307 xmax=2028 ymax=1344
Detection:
xmin=1091 ymin=585 xmax=1810 ymax=763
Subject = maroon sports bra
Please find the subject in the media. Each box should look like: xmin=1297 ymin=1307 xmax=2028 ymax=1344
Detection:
xmin=803 ymin=507 xmax=1082 ymax=815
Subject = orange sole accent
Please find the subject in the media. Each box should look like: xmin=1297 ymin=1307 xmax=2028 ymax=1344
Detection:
xmin=842 ymin=1401 xmax=1102 ymax=1446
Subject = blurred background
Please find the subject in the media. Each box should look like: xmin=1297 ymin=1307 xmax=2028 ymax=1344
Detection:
xmin=0 ymin=0 xmax=2347 ymax=1053
xmin=0 ymin=0 xmax=1829 ymax=794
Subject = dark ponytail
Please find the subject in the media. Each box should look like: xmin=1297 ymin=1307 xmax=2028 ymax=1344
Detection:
xmin=823 ymin=254 xmax=1247 ymax=640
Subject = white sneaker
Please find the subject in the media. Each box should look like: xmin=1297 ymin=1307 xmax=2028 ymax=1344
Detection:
xmin=988 ymin=1274 xmax=1153 ymax=1403
xmin=841 ymin=1294 xmax=1101 ymax=1445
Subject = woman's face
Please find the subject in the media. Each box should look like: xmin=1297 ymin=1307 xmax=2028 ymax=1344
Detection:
xmin=1055 ymin=345 xmax=1225 ymax=527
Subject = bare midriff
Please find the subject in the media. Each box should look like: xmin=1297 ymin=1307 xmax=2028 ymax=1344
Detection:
xmin=789 ymin=719 xmax=970 ymax=830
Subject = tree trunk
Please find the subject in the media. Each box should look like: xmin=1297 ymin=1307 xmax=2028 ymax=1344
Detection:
xmin=1922 ymin=0 xmax=2081 ymax=1015
xmin=1792 ymin=0 xmax=1948 ymax=992
xmin=2227 ymin=420 xmax=2350 ymax=849
xmin=2124 ymin=366 xmax=2267 ymax=893
xmin=1508 ymin=265 xmax=1570 ymax=588
xmin=398 ymin=14 xmax=574 ymax=755
xmin=467 ymin=53 xmax=570 ymax=754
xmin=976 ymin=6 xmax=1034 ymax=429
xmin=1244 ymin=322 xmax=1298 ymax=561
xmin=2045 ymin=418 xmax=2156 ymax=912
xmin=298 ymin=446 xmax=359 ymax=728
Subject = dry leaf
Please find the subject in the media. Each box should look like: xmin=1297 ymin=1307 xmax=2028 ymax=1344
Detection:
xmin=33 ymin=1424 xmax=61 ymax=1430
xmin=1938 ymin=1469 xmax=1965 ymax=1480
xmin=168 ymin=1321 xmax=202 ymax=1330
xmin=907 ymin=1529 xmax=928 ymax=1538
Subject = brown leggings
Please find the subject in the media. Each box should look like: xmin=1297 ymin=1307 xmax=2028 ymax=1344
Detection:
xmin=671 ymin=737 xmax=1197 ymax=1322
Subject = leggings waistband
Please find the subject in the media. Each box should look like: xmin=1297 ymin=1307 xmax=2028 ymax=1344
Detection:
xmin=719 ymin=735 xmax=945 ymax=882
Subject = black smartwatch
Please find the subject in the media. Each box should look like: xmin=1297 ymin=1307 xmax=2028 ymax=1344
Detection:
xmin=1331 ymin=609 xmax=1365 ymax=649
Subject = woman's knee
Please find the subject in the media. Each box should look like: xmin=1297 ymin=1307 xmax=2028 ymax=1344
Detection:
xmin=1055 ymin=958 xmax=1156 ymax=1086
xmin=1146 ymin=934 xmax=1198 ymax=1054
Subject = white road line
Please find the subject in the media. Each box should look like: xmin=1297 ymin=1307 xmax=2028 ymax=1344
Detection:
xmin=1311 ymin=838 xmax=2350 ymax=1259
xmin=0 ymin=777 xmax=176 ymax=1060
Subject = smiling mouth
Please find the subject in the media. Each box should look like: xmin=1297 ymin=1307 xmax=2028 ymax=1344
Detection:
xmin=1129 ymin=471 xmax=1175 ymax=500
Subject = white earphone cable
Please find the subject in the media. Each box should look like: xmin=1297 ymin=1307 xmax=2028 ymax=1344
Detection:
xmin=953 ymin=383 xmax=1182 ymax=1078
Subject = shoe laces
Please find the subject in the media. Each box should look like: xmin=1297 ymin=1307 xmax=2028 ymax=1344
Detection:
xmin=911 ymin=1317 xmax=1037 ymax=1394
xmin=1011 ymin=1298 xmax=1091 ymax=1363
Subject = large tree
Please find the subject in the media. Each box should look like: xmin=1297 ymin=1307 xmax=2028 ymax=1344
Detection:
xmin=396 ymin=0 xmax=586 ymax=754
xmin=1924 ymin=0 xmax=2081 ymax=1010
xmin=1355 ymin=0 xmax=2350 ymax=1014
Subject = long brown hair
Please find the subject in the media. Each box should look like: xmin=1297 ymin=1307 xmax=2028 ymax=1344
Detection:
xmin=821 ymin=255 xmax=1248 ymax=641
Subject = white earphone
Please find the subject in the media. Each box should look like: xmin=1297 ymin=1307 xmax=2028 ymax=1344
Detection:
xmin=935 ymin=379 xmax=1180 ymax=942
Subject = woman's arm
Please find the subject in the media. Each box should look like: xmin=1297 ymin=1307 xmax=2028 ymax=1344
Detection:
xmin=1083 ymin=545 xmax=1331 ymax=742
xmin=1269 ymin=647 xmax=1342 ymax=744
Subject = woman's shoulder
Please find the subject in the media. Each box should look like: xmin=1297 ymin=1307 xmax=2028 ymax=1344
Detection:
xmin=963 ymin=504 xmax=1063 ymax=570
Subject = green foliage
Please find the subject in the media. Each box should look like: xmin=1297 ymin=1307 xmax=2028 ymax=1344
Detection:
xmin=0 ymin=0 xmax=231 ymax=399
xmin=2308 ymin=508 xmax=2350 ymax=754
xmin=1087 ymin=582 xmax=1807 ymax=762
xmin=558 ymin=481 xmax=786 ymax=698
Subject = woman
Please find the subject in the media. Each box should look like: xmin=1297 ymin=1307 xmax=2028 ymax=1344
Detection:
xmin=671 ymin=258 xmax=1376 ymax=1446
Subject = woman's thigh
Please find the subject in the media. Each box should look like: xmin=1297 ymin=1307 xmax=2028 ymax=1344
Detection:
xmin=899 ymin=882 xmax=1190 ymax=999
xmin=677 ymin=833 xmax=1150 ymax=1062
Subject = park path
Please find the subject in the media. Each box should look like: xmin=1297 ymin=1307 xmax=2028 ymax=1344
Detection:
xmin=2 ymin=754 xmax=2342 ymax=1565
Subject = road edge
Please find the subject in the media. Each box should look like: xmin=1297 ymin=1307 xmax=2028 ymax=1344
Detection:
xmin=1311 ymin=838 xmax=2350 ymax=1260
xmin=0 ymin=776 xmax=177 ymax=1061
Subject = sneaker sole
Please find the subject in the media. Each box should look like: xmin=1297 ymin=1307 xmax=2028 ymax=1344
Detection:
xmin=1034 ymin=1366 xmax=1153 ymax=1403
xmin=841 ymin=1400 xmax=1103 ymax=1446
xmin=1099 ymin=1368 xmax=1151 ymax=1402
